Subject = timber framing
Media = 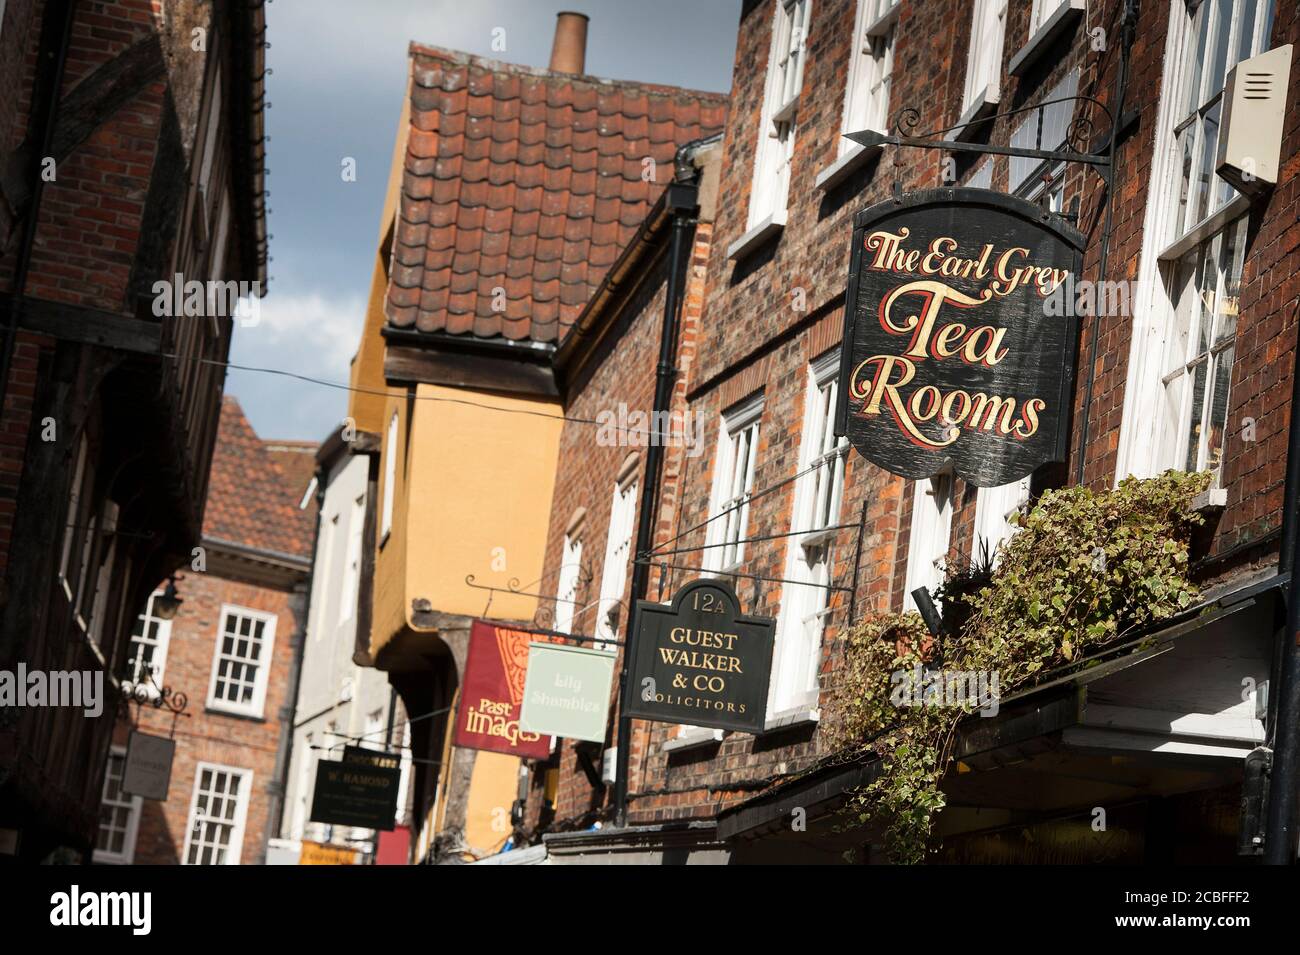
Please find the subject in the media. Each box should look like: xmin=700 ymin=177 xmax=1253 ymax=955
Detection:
xmin=1 ymin=292 xmax=162 ymax=353
xmin=381 ymin=327 xmax=558 ymax=398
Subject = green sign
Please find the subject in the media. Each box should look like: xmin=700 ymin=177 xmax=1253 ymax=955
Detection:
xmin=519 ymin=643 xmax=616 ymax=743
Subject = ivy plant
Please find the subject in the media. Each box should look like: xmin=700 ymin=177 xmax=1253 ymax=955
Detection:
xmin=824 ymin=469 xmax=1210 ymax=863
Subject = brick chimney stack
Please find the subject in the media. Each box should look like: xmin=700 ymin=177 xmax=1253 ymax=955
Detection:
xmin=548 ymin=11 xmax=588 ymax=74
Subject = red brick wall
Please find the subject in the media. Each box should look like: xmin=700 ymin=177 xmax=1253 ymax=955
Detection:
xmin=521 ymin=215 xmax=719 ymax=830
xmin=112 ymin=568 xmax=297 ymax=866
xmin=529 ymin=249 xmax=669 ymax=828
xmin=527 ymin=0 xmax=1300 ymax=835
xmin=0 ymin=0 xmax=168 ymax=582
xmin=1209 ymin=1 xmax=1300 ymax=583
xmin=7 ymin=0 xmax=163 ymax=309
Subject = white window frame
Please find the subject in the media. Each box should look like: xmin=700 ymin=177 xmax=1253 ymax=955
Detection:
xmin=1030 ymin=0 xmax=1068 ymax=33
xmin=182 ymin=762 xmax=252 ymax=866
xmin=71 ymin=508 xmax=99 ymax=632
xmin=93 ymin=746 xmax=142 ymax=865
xmin=339 ymin=493 xmax=365 ymax=625
xmin=208 ymin=189 xmax=232 ymax=283
xmin=88 ymin=501 xmax=119 ymax=647
xmin=553 ymin=532 xmax=583 ymax=635
xmin=747 ymin=0 xmax=812 ymax=230
xmin=57 ymin=433 xmax=88 ymax=598
xmin=972 ymin=477 xmax=1031 ymax=567
xmin=1167 ymin=0 xmax=1274 ymax=245
xmin=197 ymin=64 xmax=223 ymax=206
xmin=770 ymin=351 xmax=849 ymax=719
xmin=206 ymin=604 xmax=277 ymax=718
xmin=841 ymin=0 xmax=897 ymax=152
xmin=703 ymin=396 xmax=764 ymax=576
xmin=903 ymin=473 xmax=954 ymax=613
xmin=312 ymin=512 xmax=339 ymax=641
xmin=1116 ymin=0 xmax=1274 ymax=482
xmin=396 ymin=721 xmax=412 ymax=826
xmin=595 ymin=475 xmax=638 ymax=651
xmin=1009 ymin=70 xmax=1079 ymax=193
xmin=381 ymin=411 xmax=398 ymax=541
xmin=124 ymin=590 xmax=174 ymax=694
xmin=1155 ymin=216 xmax=1249 ymax=478
xmin=961 ymin=0 xmax=1008 ymax=117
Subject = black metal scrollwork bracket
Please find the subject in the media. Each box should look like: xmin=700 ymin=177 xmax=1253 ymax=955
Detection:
xmin=117 ymin=671 xmax=189 ymax=719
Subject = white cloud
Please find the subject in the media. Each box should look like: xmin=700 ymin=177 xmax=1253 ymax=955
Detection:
xmin=224 ymin=291 xmax=365 ymax=441
xmin=231 ymin=290 xmax=364 ymax=373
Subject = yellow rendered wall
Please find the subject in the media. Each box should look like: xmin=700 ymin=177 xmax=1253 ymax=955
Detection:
xmin=370 ymin=388 xmax=412 ymax=659
xmin=347 ymin=87 xmax=409 ymax=437
xmin=403 ymin=384 xmax=562 ymax=626
xmin=463 ymin=752 xmax=522 ymax=855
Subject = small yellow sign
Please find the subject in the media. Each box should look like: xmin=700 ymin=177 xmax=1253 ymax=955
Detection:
xmin=299 ymin=841 xmax=360 ymax=866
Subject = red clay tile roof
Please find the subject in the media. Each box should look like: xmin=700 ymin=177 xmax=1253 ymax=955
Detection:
xmin=385 ymin=43 xmax=727 ymax=344
xmin=264 ymin=440 xmax=320 ymax=523
xmin=203 ymin=398 xmax=316 ymax=560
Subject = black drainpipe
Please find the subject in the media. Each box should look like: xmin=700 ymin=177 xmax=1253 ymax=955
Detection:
xmin=1262 ymin=301 xmax=1300 ymax=863
xmin=0 ymin=0 xmax=77 ymax=414
xmin=611 ymin=144 xmax=705 ymax=827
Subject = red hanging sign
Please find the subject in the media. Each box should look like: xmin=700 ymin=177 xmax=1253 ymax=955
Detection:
xmin=454 ymin=620 xmax=553 ymax=758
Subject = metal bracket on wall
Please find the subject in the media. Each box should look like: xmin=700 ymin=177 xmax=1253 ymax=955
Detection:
xmin=117 ymin=672 xmax=190 ymax=732
xmin=464 ymin=566 xmax=593 ymax=627
xmin=846 ymin=0 xmax=1140 ymax=488
xmin=849 ymin=92 xmax=1117 ymax=191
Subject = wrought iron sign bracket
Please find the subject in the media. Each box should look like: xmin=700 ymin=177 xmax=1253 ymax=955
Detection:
xmin=847 ymin=92 xmax=1119 ymax=190
xmin=465 ymin=568 xmax=593 ymax=629
xmin=117 ymin=673 xmax=189 ymax=720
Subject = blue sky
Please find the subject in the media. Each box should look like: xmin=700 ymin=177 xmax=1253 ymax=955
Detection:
xmin=228 ymin=0 xmax=740 ymax=442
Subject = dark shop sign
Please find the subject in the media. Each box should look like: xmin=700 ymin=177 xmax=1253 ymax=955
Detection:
xmin=309 ymin=758 xmax=399 ymax=831
xmin=623 ymin=579 xmax=775 ymax=735
xmin=343 ymin=744 xmax=400 ymax=772
xmin=835 ymin=188 xmax=1084 ymax=488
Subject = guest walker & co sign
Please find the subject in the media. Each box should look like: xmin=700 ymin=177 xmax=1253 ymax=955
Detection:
xmin=623 ymin=579 xmax=775 ymax=734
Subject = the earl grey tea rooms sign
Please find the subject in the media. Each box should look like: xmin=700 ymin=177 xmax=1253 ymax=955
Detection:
xmin=834 ymin=188 xmax=1085 ymax=487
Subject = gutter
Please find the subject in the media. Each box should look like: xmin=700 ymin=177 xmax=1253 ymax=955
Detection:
xmin=202 ymin=535 xmax=313 ymax=574
xmin=228 ymin=0 xmax=269 ymax=288
xmin=611 ymin=135 xmax=717 ymax=825
xmin=1264 ymin=203 xmax=1300 ymax=859
xmin=380 ymin=325 xmax=556 ymax=362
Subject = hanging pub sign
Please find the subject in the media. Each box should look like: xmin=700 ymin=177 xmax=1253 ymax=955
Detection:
xmin=622 ymin=579 xmax=776 ymax=735
xmin=309 ymin=757 xmax=400 ymax=831
xmin=453 ymin=620 xmax=553 ymax=759
xmin=835 ymin=188 xmax=1085 ymax=487
xmin=121 ymin=730 xmax=175 ymax=801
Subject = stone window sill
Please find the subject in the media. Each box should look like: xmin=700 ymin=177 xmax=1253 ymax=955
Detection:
xmin=661 ymin=727 xmax=724 ymax=753
xmin=1009 ymin=1 xmax=1086 ymax=78
xmin=762 ymin=705 xmax=820 ymax=734
xmin=951 ymin=92 xmax=999 ymax=143
xmin=726 ymin=211 xmax=787 ymax=262
xmin=815 ymin=141 xmax=882 ymax=192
